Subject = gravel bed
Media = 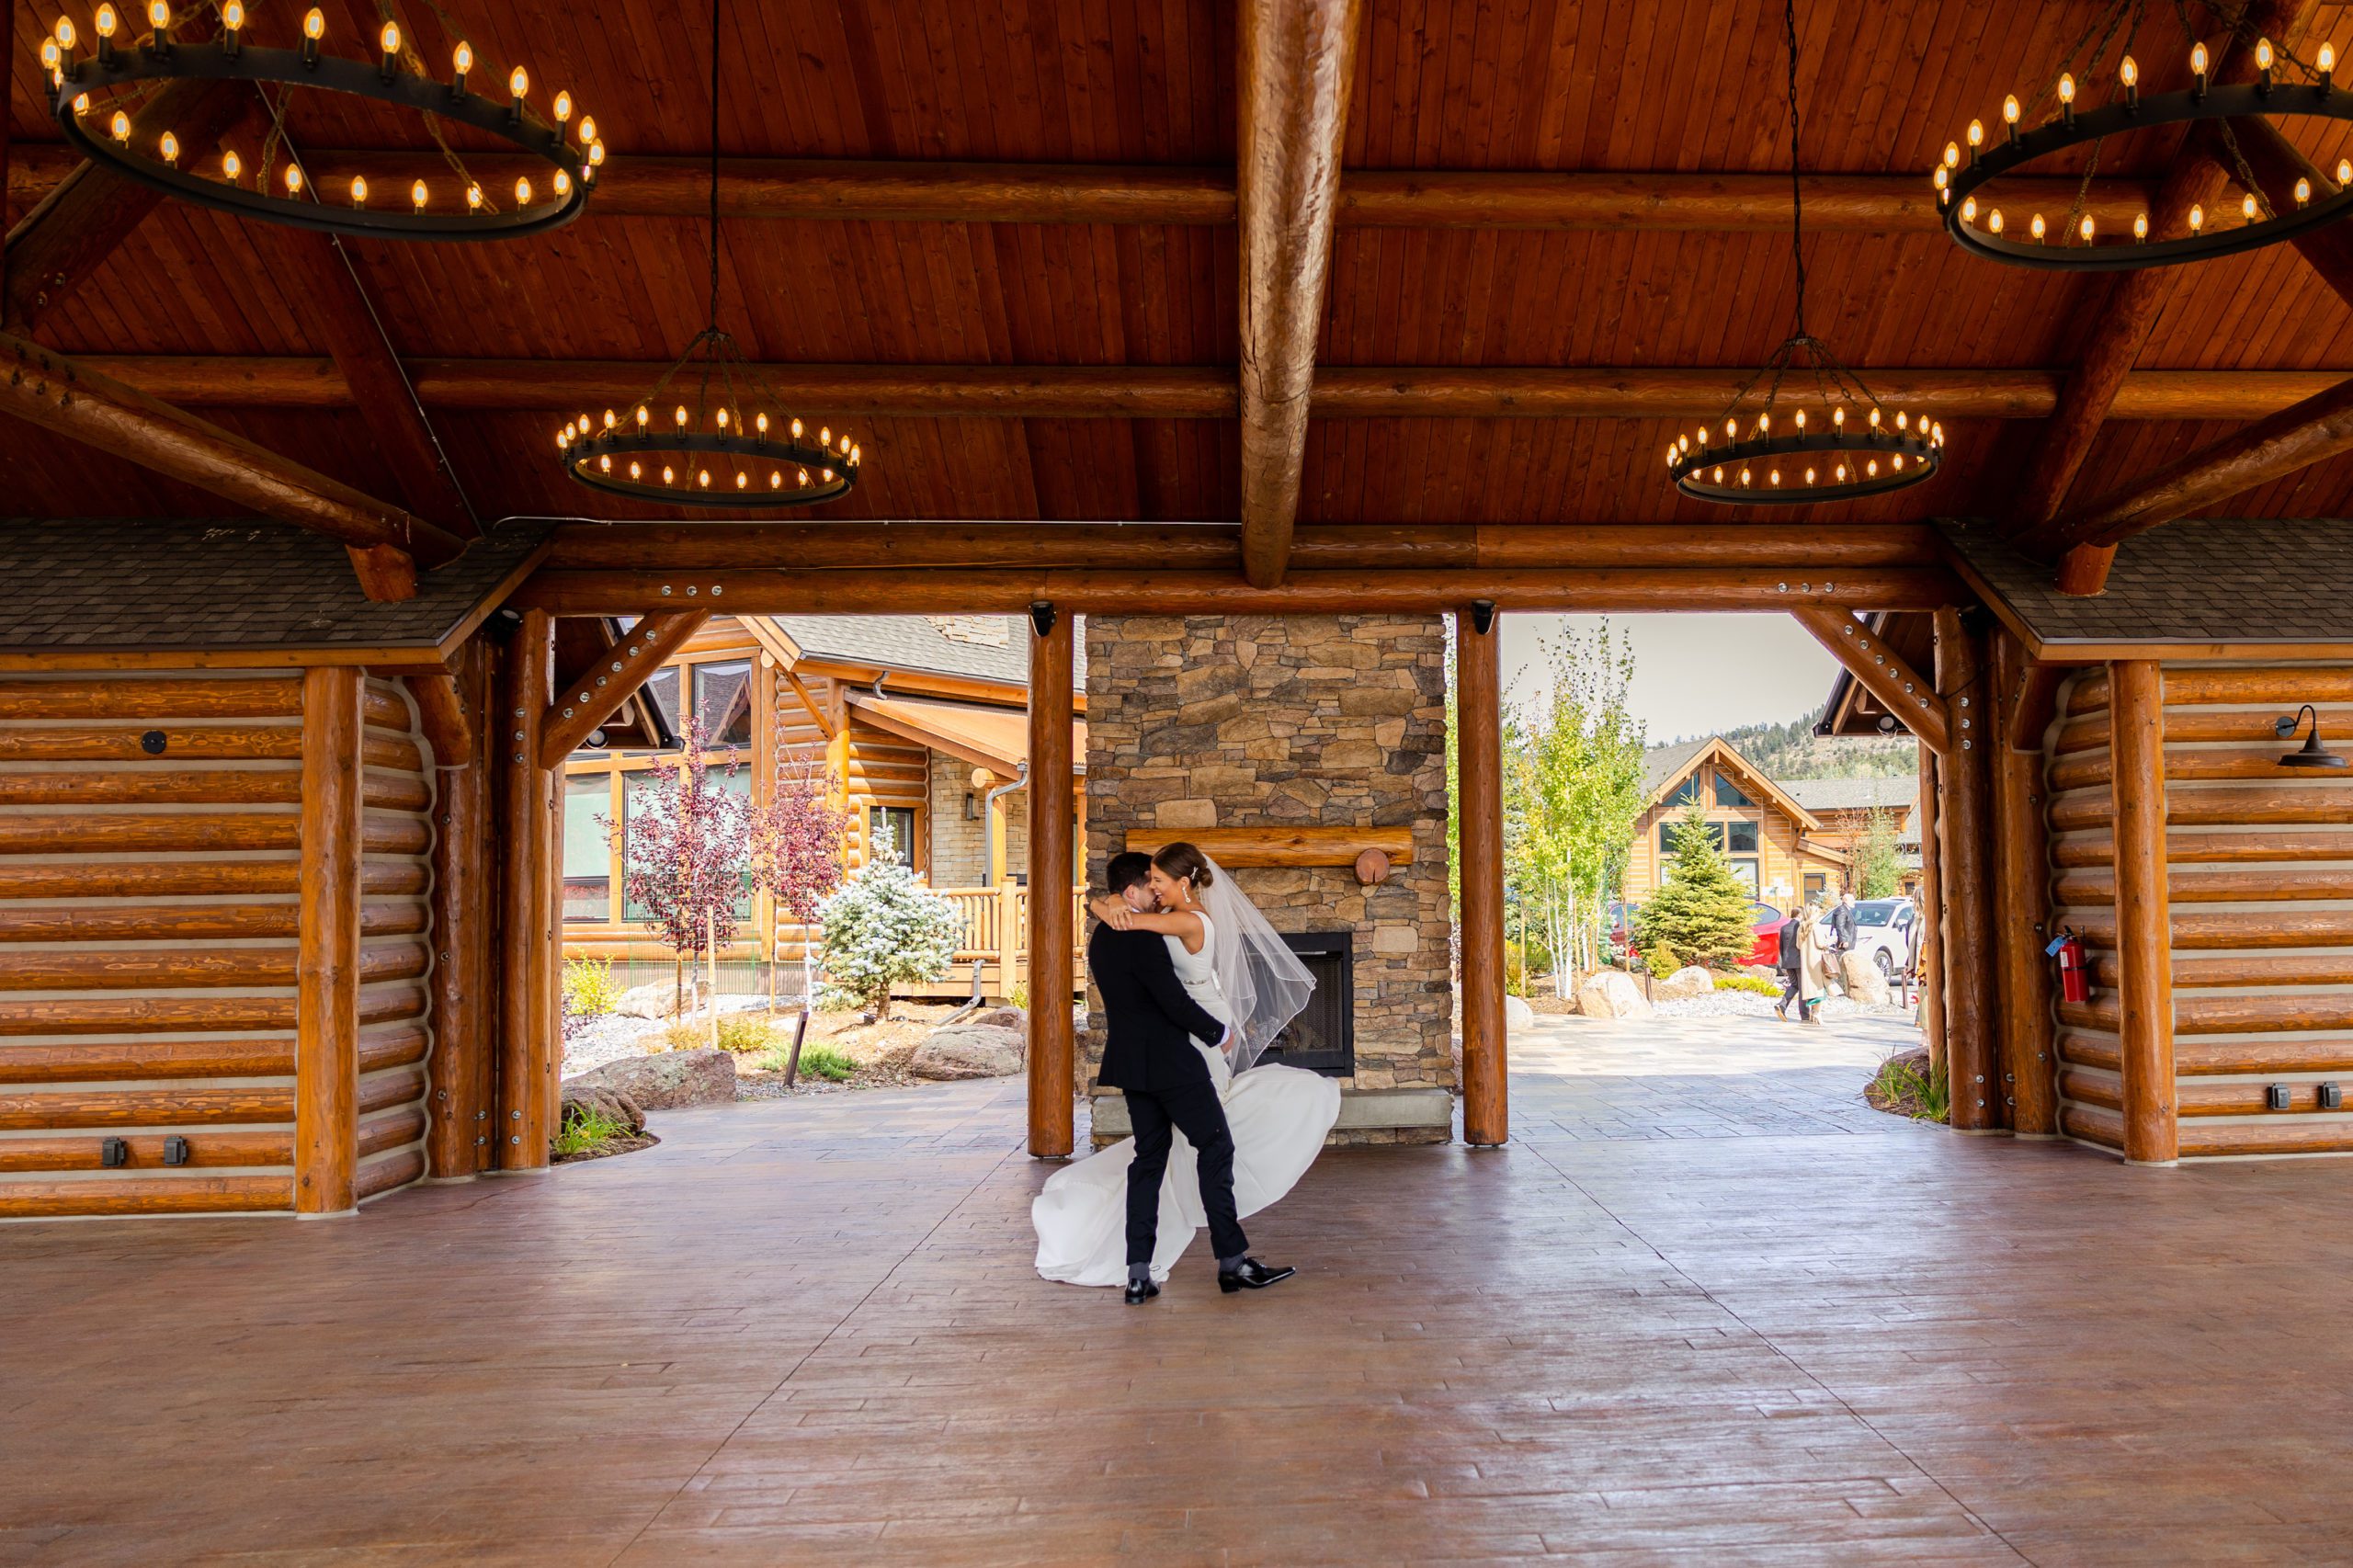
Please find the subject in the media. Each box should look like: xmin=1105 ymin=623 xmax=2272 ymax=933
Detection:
xmin=562 ymin=993 xmax=787 ymax=1078
xmin=1651 ymin=991 xmax=1912 ymax=1021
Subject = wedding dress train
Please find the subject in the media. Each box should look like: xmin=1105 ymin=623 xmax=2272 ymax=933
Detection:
xmin=1033 ymin=914 xmax=1341 ymax=1287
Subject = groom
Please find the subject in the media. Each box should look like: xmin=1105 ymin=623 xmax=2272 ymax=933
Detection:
xmin=1092 ymin=851 xmax=1293 ymax=1305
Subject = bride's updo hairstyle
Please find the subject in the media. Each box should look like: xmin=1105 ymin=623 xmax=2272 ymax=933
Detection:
xmin=1151 ymin=841 xmax=1215 ymax=892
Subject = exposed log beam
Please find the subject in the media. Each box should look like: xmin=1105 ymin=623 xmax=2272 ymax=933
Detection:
xmin=1791 ymin=609 xmax=1951 ymax=755
xmin=6 ymin=143 xmax=2159 ymax=233
xmin=73 ymin=356 xmax=2353 ymax=421
xmin=515 ymin=566 xmax=1961 ymax=618
xmin=2044 ymin=374 xmax=2353 ymax=565
xmin=0 ymin=334 xmax=465 ymax=587
xmin=411 ymin=671 xmax=472 ymax=768
xmin=537 ymin=612 xmax=710 ymax=768
xmin=1237 ymin=0 xmax=1359 ymax=587
xmin=3 ymin=35 xmax=249 ymax=329
xmin=2005 ymin=0 xmax=2312 ymax=549
xmin=2199 ymin=115 xmax=2353 ymax=311
xmin=546 ymin=521 xmax=1942 ymax=574
xmin=254 ymin=228 xmax=474 ymax=536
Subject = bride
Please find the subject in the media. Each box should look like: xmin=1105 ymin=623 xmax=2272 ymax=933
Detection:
xmin=1032 ymin=842 xmax=1342 ymax=1288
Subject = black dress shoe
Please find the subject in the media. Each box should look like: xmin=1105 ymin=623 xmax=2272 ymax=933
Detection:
xmin=1124 ymin=1277 xmax=1159 ymax=1305
xmin=1218 ymin=1257 xmax=1296 ymax=1293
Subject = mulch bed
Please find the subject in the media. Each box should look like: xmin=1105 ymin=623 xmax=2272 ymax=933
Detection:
xmin=552 ymin=1131 xmax=662 ymax=1165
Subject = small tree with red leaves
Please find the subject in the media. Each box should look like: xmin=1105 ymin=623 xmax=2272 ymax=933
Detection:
xmin=745 ymin=754 xmax=847 ymax=1015
xmin=607 ymin=717 xmax=751 ymax=1046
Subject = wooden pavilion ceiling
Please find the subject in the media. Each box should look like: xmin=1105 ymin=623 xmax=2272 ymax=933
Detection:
xmin=8 ymin=0 xmax=2353 ymax=537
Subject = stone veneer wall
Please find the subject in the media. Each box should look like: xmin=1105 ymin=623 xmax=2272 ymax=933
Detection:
xmin=1084 ymin=614 xmax=1452 ymax=1145
xmin=926 ymin=749 xmax=1029 ymax=888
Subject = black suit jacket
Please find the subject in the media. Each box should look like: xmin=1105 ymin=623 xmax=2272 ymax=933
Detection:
xmin=1090 ymin=922 xmax=1229 ymax=1094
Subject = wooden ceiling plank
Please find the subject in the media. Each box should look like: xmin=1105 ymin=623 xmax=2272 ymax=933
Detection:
xmin=2198 ymin=115 xmax=2353 ymax=312
xmin=1237 ymin=0 xmax=1361 ymax=587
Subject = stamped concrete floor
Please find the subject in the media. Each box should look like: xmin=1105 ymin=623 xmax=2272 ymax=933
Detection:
xmin=6 ymin=1014 xmax=2351 ymax=1567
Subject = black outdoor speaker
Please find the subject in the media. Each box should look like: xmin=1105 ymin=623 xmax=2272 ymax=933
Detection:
xmin=2267 ymin=1083 xmax=2292 ymax=1111
xmin=163 ymin=1136 xmax=190 ymax=1166
xmin=2320 ymin=1083 xmax=2343 ymax=1111
xmin=100 ymin=1138 xmax=129 ymax=1167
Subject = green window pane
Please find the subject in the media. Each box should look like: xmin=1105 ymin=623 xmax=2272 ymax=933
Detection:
xmin=563 ymin=776 xmax=610 ymax=923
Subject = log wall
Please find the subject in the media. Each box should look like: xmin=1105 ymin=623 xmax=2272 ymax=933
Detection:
xmin=0 ymin=672 xmax=434 ymax=1219
xmin=2048 ymin=663 xmax=2353 ymax=1158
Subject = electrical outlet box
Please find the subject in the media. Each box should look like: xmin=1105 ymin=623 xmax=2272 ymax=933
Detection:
xmin=2320 ymin=1082 xmax=2344 ymax=1111
xmin=100 ymin=1137 xmax=129 ymax=1167
xmin=162 ymin=1136 xmax=189 ymax=1166
xmin=2267 ymin=1083 xmax=2292 ymax=1111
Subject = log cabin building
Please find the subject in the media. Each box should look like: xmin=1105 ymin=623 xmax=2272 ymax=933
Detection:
xmin=1622 ymin=736 xmax=1855 ymax=910
xmin=559 ymin=612 xmax=1086 ymax=1002
xmin=6 ymin=0 xmax=2353 ymax=1224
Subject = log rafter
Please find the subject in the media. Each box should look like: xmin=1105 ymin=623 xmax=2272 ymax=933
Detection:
xmin=3 ymin=144 xmax=2164 ymax=233
xmin=537 ymin=613 xmax=710 ymax=768
xmin=1237 ymin=0 xmax=1360 ymax=587
xmin=1792 ymin=609 xmax=1951 ymax=755
xmin=2002 ymin=0 xmax=2313 ymax=591
xmin=0 ymin=333 xmax=463 ymax=596
xmin=71 ymin=356 xmax=2353 ymax=422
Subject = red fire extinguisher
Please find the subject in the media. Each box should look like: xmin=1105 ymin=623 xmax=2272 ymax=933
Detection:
xmin=2048 ymin=928 xmax=2089 ymax=1004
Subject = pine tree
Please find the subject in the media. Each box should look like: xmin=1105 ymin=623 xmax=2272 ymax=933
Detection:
xmin=815 ymin=854 xmax=961 ymax=1019
xmin=1853 ymin=805 xmax=1904 ymax=899
xmin=1633 ymin=801 xmax=1759 ymax=970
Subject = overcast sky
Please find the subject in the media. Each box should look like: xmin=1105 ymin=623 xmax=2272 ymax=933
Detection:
xmin=1499 ymin=613 xmax=1844 ymax=746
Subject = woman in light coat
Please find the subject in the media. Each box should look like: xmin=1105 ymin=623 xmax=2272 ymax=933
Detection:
xmin=1796 ymin=897 xmax=1832 ymax=1026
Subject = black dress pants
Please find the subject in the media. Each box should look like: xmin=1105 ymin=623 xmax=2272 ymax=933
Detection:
xmin=1778 ymin=971 xmax=1811 ymax=1021
xmin=1124 ymin=1075 xmax=1249 ymax=1267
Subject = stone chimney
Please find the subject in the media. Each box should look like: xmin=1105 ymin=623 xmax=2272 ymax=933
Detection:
xmin=928 ymin=615 xmax=1012 ymax=648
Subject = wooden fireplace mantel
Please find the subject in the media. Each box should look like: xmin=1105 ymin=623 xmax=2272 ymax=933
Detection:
xmin=1121 ymin=825 xmax=1415 ymax=880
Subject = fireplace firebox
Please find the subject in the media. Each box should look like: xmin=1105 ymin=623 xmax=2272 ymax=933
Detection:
xmin=1260 ymin=931 xmax=1354 ymax=1076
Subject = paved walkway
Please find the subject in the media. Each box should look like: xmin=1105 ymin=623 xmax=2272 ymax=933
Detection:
xmin=6 ymin=1016 xmax=2350 ymax=1565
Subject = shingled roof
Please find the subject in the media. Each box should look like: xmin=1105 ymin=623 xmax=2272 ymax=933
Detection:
xmin=0 ymin=517 xmax=547 ymax=658
xmin=1942 ymin=518 xmax=2353 ymax=656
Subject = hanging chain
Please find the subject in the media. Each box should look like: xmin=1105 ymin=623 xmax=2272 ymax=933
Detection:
xmin=1783 ymin=0 xmax=1806 ymax=340
xmin=707 ymin=0 xmax=723 ymax=332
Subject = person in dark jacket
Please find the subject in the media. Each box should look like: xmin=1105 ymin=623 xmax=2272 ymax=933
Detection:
xmin=1774 ymin=910 xmax=1811 ymax=1023
xmin=1826 ymin=890 xmax=1859 ymax=997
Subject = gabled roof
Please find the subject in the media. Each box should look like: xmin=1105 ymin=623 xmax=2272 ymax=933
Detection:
xmin=845 ymin=691 xmax=1088 ymax=778
xmin=759 ymin=615 xmax=1087 ymax=691
xmin=0 ymin=517 xmax=546 ymax=665
xmin=1642 ymin=735 xmax=1824 ymax=833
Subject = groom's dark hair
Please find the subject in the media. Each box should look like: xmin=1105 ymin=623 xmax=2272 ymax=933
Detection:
xmin=1105 ymin=851 xmax=1154 ymax=895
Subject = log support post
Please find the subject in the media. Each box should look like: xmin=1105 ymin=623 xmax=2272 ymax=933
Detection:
xmin=297 ymin=665 xmax=364 ymax=1215
xmin=1990 ymin=632 xmax=2060 ymax=1137
xmin=494 ymin=612 xmax=557 ymax=1174
xmin=1027 ymin=605 xmax=1076 ymax=1159
xmin=1934 ymin=608 xmax=2002 ymax=1132
xmin=2109 ymin=660 xmax=2178 ymax=1165
xmin=1458 ymin=605 xmax=1507 ymax=1146
xmin=1916 ymin=745 xmax=1944 ymax=1080
xmin=426 ymin=642 xmax=494 ymax=1180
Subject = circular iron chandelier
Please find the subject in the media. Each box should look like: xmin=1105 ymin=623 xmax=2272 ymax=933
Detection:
xmin=555 ymin=0 xmax=860 ymax=510
xmin=1666 ymin=0 xmax=1940 ymax=506
xmin=40 ymin=3 xmax=598 ymax=241
xmin=1935 ymin=6 xmax=2353 ymax=270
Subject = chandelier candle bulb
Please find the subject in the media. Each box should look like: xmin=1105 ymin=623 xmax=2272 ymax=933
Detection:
xmin=222 ymin=149 xmax=241 ymax=183
xmin=2120 ymin=53 xmax=2138 ymax=110
xmin=2323 ymin=43 xmax=2337 ymax=95
xmin=2004 ymin=92 xmax=2021 ymax=144
xmin=2191 ymin=40 xmax=2209 ymax=99
xmin=106 ymin=108 xmax=129 ymax=142
xmin=2078 ymin=214 xmax=2095 ymax=244
xmin=95 ymin=3 xmax=116 ymax=62
xmin=466 ymin=183 xmax=483 ymax=210
xmin=554 ymin=90 xmax=573 ymax=122
xmin=2134 ymin=210 xmax=2148 ymax=241
xmin=1967 ymin=119 xmax=1984 ymax=164
xmin=378 ymin=20 xmax=400 ymax=81
xmin=2058 ymin=72 xmax=2076 ymax=129
xmin=1989 ymin=208 xmax=2004 ymax=234
xmin=2188 ymin=203 xmax=2203 ymax=234
xmin=2298 ymin=177 xmax=2313 ymax=210
xmin=412 ymin=179 xmax=427 ymax=212
xmin=350 ymin=176 xmax=367 ymax=207
xmin=452 ymin=41 xmax=472 ymax=88
xmin=514 ymin=176 xmax=532 ymax=206
xmin=284 ymin=163 xmax=303 ymax=195
xmin=2256 ymin=37 xmax=2275 ymax=96
xmin=221 ymin=0 xmax=241 ymax=51
xmin=2243 ymin=191 xmax=2259 ymax=222
xmin=2030 ymin=212 xmax=2046 ymax=242
xmin=158 ymin=131 xmax=178 ymax=165
xmin=302 ymin=6 xmax=324 ymax=67
xmin=508 ymin=65 xmax=529 ymax=121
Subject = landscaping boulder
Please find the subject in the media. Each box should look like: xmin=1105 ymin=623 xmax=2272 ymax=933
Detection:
xmin=611 ymin=981 xmax=698 ymax=1020
xmin=909 ymin=1023 xmax=1026 ymax=1080
xmin=1504 ymin=994 xmax=1537 ymax=1031
xmin=1841 ymin=949 xmax=1893 ymax=1007
xmin=559 ymin=1080 xmax=646 ymax=1136
xmin=968 ymin=1006 xmax=1027 ymax=1034
xmin=1654 ymin=964 xmax=1714 ymax=1002
xmin=1575 ymin=969 xmax=1653 ymax=1019
xmin=567 ymin=1048 xmax=737 ymax=1109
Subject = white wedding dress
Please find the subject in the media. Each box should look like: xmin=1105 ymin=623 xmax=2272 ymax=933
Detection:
xmin=1032 ymin=912 xmax=1343 ymax=1287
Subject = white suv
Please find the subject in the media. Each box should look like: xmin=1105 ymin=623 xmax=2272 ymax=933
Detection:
xmin=1815 ymin=897 xmax=1920 ymax=980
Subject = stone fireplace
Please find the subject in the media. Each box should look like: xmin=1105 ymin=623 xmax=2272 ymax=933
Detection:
xmin=1083 ymin=613 xmax=1452 ymax=1145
